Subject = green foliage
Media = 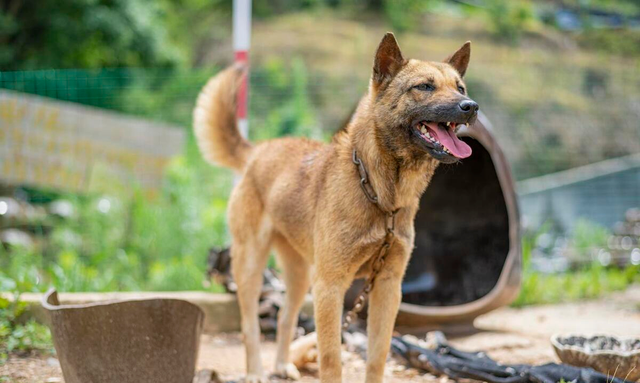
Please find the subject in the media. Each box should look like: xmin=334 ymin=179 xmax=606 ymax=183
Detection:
xmin=0 ymin=294 xmax=52 ymax=363
xmin=117 ymin=67 xmax=219 ymax=126
xmin=513 ymin=262 xmax=640 ymax=307
xmin=252 ymin=0 xmax=320 ymax=18
xmin=156 ymin=0 xmax=231 ymax=65
xmin=2 ymin=0 xmax=640 ymax=72
xmin=383 ymin=0 xmax=426 ymax=32
xmin=577 ymin=29 xmax=640 ymax=57
xmin=512 ymin=229 xmax=640 ymax=307
xmin=571 ymin=219 xmax=610 ymax=259
xmin=251 ymin=58 xmax=322 ymax=140
xmin=0 ymin=0 xmax=182 ymax=71
xmin=558 ymin=0 xmax=640 ymax=16
xmin=484 ymin=0 xmax=535 ymax=44
xmin=0 ymin=136 xmax=234 ymax=293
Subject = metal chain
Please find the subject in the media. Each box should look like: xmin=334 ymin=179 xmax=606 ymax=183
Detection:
xmin=343 ymin=150 xmax=399 ymax=330
xmin=352 ymin=150 xmax=380 ymax=205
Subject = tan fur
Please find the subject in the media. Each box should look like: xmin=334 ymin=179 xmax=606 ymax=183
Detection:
xmin=194 ymin=33 xmax=475 ymax=383
xmin=194 ymin=64 xmax=253 ymax=171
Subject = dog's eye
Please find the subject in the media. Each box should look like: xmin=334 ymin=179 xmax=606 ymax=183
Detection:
xmin=457 ymin=85 xmax=465 ymax=94
xmin=414 ymin=83 xmax=435 ymax=91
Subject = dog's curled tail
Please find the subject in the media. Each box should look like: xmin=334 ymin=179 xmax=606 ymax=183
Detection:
xmin=194 ymin=64 xmax=253 ymax=171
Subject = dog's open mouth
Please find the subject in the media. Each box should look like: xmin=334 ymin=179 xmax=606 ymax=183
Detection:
xmin=414 ymin=121 xmax=472 ymax=159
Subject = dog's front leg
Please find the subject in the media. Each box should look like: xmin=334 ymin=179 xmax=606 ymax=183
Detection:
xmin=313 ymin=272 xmax=351 ymax=383
xmin=365 ymin=249 xmax=410 ymax=383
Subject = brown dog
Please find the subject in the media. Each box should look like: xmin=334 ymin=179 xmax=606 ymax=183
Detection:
xmin=194 ymin=33 xmax=478 ymax=383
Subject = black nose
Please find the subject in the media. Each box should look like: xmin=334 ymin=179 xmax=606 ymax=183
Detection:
xmin=458 ymin=100 xmax=479 ymax=114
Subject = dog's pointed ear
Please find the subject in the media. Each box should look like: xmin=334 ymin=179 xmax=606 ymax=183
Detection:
xmin=373 ymin=33 xmax=405 ymax=85
xmin=445 ymin=41 xmax=471 ymax=77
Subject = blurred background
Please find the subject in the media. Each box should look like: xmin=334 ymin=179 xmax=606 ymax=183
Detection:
xmin=1 ymin=0 xmax=639 ymax=318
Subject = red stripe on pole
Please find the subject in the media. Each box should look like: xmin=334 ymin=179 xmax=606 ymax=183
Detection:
xmin=235 ymin=50 xmax=249 ymax=120
xmin=235 ymin=51 xmax=248 ymax=62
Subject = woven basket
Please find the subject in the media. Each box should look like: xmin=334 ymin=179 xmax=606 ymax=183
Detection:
xmin=552 ymin=334 xmax=640 ymax=382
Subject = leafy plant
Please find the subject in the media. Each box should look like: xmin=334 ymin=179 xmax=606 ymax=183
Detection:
xmin=0 ymin=0 xmax=182 ymax=70
xmin=577 ymin=29 xmax=640 ymax=57
xmin=0 ymin=293 xmax=52 ymax=363
xmin=383 ymin=0 xmax=427 ymax=32
xmin=512 ymin=229 xmax=640 ymax=307
xmin=484 ymin=0 xmax=535 ymax=44
xmin=571 ymin=219 xmax=610 ymax=260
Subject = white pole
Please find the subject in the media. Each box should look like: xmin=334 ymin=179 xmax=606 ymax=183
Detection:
xmin=233 ymin=0 xmax=251 ymax=139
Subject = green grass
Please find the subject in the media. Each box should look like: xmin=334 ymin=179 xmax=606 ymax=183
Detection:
xmin=0 ymin=294 xmax=53 ymax=364
xmin=512 ymin=264 xmax=640 ymax=307
xmin=511 ymin=229 xmax=640 ymax=307
xmin=0 ymin=141 xmax=233 ymax=293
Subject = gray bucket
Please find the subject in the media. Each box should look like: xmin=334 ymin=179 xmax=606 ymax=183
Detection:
xmin=42 ymin=289 xmax=204 ymax=383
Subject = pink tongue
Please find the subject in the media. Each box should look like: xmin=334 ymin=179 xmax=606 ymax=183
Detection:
xmin=426 ymin=123 xmax=472 ymax=159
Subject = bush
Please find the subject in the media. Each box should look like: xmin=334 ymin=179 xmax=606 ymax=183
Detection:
xmin=577 ymin=29 xmax=640 ymax=57
xmin=0 ymin=142 xmax=233 ymax=293
xmin=485 ymin=0 xmax=535 ymax=44
xmin=512 ymin=227 xmax=640 ymax=307
xmin=0 ymin=293 xmax=52 ymax=363
xmin=383 ymin=0 xmax=426 ymax=32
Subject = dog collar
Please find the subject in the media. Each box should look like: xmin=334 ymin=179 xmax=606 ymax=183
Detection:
xmin=345 ymin=150 xmax=400 ymax=329
xmin=352 ymin=149 xmax=399 ymax=217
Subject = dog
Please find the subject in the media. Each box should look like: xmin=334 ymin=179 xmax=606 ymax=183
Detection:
xmin=193 ymin=33 xmax=478 ymax=383
xmin=205 ymin=247 xmax=315 ymax=336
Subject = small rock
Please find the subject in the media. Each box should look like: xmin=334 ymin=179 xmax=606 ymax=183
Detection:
xmin=47 ymin=358 xmax=61 ymax=368
xmin=193 ymin=369 xmax=223 ymax=383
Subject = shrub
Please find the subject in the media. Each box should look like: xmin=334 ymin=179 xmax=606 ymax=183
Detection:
xmin=0 ymin=293 xmax=52 ymax=363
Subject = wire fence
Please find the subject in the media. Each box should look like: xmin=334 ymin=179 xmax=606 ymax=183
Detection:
xmin=1 ymin=63 xmax=640 ymax=236
xmin=0 ymin=61 xmax=639 ymax=293
xmin=1 ymin=63 xmax=639 ymax=176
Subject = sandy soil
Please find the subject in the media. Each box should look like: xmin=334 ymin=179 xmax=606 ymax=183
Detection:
xmin=3 ymin=286 xmax=639 ymax=383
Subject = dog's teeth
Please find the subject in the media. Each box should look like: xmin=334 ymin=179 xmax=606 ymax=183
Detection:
xmin=420 ymin=127 xmax=427 ymax=134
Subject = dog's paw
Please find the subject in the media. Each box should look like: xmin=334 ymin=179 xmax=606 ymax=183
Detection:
xmin=244 ymin=374 xmax=270 ymax=383
xmin=274 ymin=362 xmax=301 ymax=380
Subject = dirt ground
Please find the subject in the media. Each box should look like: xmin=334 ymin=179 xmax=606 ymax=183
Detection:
xmin=3 ymin=286 xmax=640 ymax=383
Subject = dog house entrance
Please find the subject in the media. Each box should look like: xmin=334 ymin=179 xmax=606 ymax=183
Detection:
xmin=402 ymin=138 xmax=510 ymax=307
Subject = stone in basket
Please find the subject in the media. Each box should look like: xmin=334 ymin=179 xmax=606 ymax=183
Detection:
xmin=551 ymin=334 xmax=640 ymax=382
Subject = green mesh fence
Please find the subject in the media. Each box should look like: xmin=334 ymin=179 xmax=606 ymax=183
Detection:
xmin=0 ymin=66 xmax=364 ymax=140
xmin=1 ymin=63 xmax=640 ymax=180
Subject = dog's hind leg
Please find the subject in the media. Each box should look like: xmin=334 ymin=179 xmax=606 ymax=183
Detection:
xmin=272 ymin=235 xmax=311 ymax=380
xmin=229 ymin=184 xmax=273 ymax=383
xmin=232 ymin=237 xmax=272 ymax=383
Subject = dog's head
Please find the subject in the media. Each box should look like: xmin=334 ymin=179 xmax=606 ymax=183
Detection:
xmin=369 ymin=33 xmax=478 ymax=164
